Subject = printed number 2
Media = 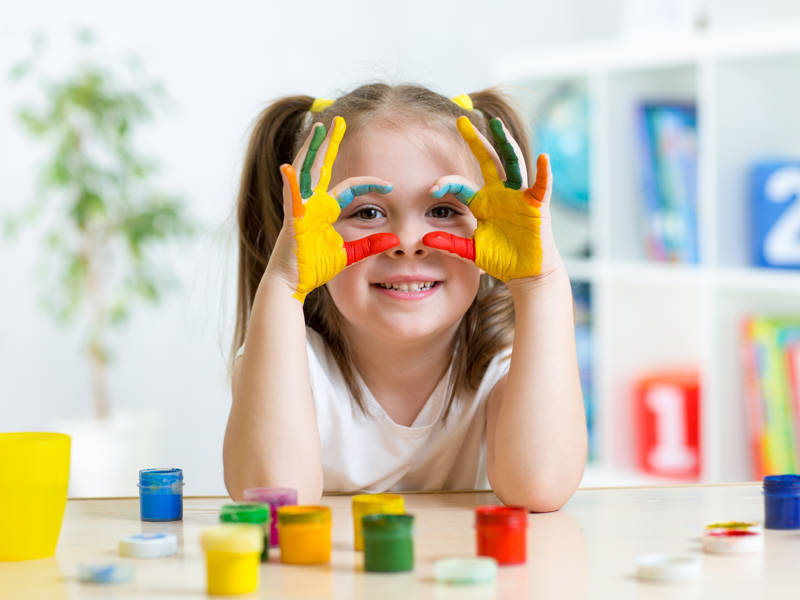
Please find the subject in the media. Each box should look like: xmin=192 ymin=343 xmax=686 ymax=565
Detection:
xmin=764 ymin=167 xmax=800 ymax=264
xmin=646 ymin=385 xmax=696 ymax=473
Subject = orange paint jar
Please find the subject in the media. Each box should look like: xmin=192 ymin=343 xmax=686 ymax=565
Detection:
xmin=277 ymin=506 xmax=332 ymax=564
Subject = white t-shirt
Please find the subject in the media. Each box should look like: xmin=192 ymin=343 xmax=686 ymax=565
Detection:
xmin=305 ymin=328 xmax=512 ymax=493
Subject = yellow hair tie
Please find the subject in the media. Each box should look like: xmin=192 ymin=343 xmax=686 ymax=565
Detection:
xmin=309 ymin=98 xmax=335 ymax=113
xmin=451 ymin=94 xmax=473 ymax=112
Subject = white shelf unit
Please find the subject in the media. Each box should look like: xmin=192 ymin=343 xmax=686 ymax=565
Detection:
xmin=495 ymin=23 xmax=800 ymax=486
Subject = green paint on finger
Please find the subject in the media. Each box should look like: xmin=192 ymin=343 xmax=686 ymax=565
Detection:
xmin=300 ymin=125 xmax=327 ymax=199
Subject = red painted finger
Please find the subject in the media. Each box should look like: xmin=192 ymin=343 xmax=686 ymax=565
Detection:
xmin=344 ymin=233 xmax=399 ymax=266
xmin=422 ymin=231 xmax=476 ymax=262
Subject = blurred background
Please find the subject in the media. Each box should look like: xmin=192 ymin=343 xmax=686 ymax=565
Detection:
xmin=3 ymin=0 xmax=800 ymax=496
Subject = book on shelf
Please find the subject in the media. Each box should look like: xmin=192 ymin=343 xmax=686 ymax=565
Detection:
xmin=572 ymin=281 xmax=594 ymax=460
xmin=635 ymin=102 xmax=699 ymax=264
xmin=741 ymin=315 xmax=800 ymax=477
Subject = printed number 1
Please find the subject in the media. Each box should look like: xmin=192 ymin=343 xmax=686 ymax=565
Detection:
xmin=646 ymin=385 xmax=696 ymax=472
xmin=764 ymin=167 xmax=800 ymax=264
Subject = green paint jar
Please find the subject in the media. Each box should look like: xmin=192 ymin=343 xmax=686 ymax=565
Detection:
xmin=362 ymin=514 xmax=414 ymax=572
xmin=219 ymin=502 xmax=271 ymax=561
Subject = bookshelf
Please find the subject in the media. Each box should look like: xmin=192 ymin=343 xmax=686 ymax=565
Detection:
xmin=494 ymin=22 xmax=800 ymax=486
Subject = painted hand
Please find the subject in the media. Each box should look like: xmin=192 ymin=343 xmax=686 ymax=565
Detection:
xmin=280 ymin=116 xmax=399 ymax=302
xmin=422 ymin=116 xmax=556 ymax=283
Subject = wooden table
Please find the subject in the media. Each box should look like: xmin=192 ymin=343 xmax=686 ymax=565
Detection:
xmin=2 ymin=483 xmax=797 ymax=598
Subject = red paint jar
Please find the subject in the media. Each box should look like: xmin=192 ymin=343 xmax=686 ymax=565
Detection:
xmin=475 ymin=506 xmax=528 ymax=565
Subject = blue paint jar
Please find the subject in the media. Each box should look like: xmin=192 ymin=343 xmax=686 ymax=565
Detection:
xmin=138 ymin=468 xmax=184 ymax=521
xmin=763 ymin=474 xmax=800 ymax=529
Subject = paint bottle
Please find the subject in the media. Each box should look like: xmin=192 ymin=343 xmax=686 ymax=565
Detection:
xmin=351 ymin=493 xmax=405 ymax=551
xmin=220 ymin=503 xmax=271 ymax=561
xmin=277 ymin=506 xmax=332 ymax=565
xmin=475 ymin=506 xmax=528 ymax=565
xmin=242 ymin=487 xmax=297 ymax=547
xmin=201 ymin=524 xmax=263 ymax=596
xmin=138 ymin=468 xmax=183 ymax=521
xmin=362 ymin=514 xmax=414 ymax=572
xmin=764 ymin=474 xmax=800 ymax=529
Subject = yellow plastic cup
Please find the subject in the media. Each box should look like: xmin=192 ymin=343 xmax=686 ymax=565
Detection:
xmin=277 ymin=506 xmax=332 ymax=564
xmin=351 ymin=493 xmax=405 ymax=551
xmin=0 ymin=432 xmax=71 ymax=561
xmin=201 ymin=523 xmax=263 ymax=595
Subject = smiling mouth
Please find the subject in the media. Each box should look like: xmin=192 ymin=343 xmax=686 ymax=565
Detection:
xmin=373 ymin=281 xmax=439 ymax=292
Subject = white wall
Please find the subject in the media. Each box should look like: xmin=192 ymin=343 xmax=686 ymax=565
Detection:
xmin=2 ymin=0 xmax=799 ymax=496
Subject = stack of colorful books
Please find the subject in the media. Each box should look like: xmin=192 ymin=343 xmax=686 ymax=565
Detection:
xmin=741 ymin=315 xmax=800 ymax=477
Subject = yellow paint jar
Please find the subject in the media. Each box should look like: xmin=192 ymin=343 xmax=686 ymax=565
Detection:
xmin=201 ymin=524 xmax=263 ymax=595
xmin=277 ymin=506 xmax=332 ymax=564
xmin=0 ymin=432 xmax=71 ymax=561
xmin=351 ymin=493 xmax=405 ymax=551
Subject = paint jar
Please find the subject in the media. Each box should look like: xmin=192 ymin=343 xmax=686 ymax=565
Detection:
xmin=243 ymin=487 xmax=297 ymax=547
xmin=220 ymin=503 xmax=270 ymax=561
xmin=475 ymin=505 xmax=528 ymax=565
xmin=764 ymin=474 xmax=800 ymax=529
xmin=138 ymin=468 xmax=184 ymax=521
xmin=351 ymin=493 xmax=405 ymax=551
xmin=201 ymin=524 xmax=263 ymax=596
xmin=277 ymin=506 xmax=332 ymax=564
xmin=362 ymin=514 xmax=414 ymax=572
xmin=0 ymin=432 xmax=71 ymax=561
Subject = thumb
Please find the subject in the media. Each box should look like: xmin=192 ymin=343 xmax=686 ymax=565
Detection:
xmin=344 ymin=233 xmax=399 ymax=266
xmin=422 ymin=231 xmax=476 ymax=262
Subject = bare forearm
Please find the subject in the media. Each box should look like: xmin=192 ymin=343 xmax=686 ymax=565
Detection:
xmin=223 ymin=273 xmax=323 ymax=503
xmin=490 ymin=263 xmax=587 ymax=511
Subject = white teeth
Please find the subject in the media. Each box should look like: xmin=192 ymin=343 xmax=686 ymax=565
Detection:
xmin=378 ymin=281 xmax=435 ymax=291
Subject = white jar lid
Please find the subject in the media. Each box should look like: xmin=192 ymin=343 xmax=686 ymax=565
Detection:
xmin=434 ymin=557 xmax=498 ymax=584
xmin=78 ymin=563 xmax=135 ymax=584
xmin=119 ymin=533 xmax=178 ymax=558
xmin=635 ymin=553 xmax=702 ymax=582
xmin=702 ymin=529 xmax=763 ymax=554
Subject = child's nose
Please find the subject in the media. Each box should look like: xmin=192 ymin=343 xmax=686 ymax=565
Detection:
xmin=388 ymin=229 xmax=429 ymax=259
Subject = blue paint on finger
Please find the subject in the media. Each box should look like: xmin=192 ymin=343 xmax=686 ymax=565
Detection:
xmin=337 ymin=183 xmax=393 ymax=209
xmin=430 ymin=182 xmax=476 ymax=204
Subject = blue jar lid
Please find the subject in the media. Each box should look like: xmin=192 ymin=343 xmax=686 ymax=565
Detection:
xmin=763 ymin=474 xmax=800 ymax=493
xmin=139 ymin=468 xmax=183 ymax=487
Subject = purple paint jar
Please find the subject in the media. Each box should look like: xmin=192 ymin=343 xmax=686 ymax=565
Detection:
xmin=242 ymin=487 xmax=297 ymax=547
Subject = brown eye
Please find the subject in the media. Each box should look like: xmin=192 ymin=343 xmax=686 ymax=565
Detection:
xmin=355 ymin=206 xmax=384 ymax=220
xmin=428 ymin=205 xmax=459 ymax=219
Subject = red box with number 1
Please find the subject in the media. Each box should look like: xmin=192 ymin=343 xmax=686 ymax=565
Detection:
xmin=634 ymin=371 xmax=701 ymax=480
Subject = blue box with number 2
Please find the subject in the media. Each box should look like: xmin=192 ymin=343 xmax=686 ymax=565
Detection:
xmin=751 ymin=160 xmax=800 ymax=268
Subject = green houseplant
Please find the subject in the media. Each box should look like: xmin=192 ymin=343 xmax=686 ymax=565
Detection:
xmin=6 ymin=31 xmax=194 ymax=420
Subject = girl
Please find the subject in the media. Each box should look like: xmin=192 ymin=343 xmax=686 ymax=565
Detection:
xmin=224 ymin=84 xmax=586 ymax=512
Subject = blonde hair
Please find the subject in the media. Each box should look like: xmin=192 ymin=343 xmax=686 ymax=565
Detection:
xmin=232 ymin=83 xmax=531 ymax=421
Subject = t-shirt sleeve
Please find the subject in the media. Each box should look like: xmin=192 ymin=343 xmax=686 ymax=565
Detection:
xmin=478 ymin=346 xmax=513 ymax=398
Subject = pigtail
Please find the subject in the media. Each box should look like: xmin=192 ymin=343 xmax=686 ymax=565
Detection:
xmin=230 ymin=95 xmax=313 ymax=368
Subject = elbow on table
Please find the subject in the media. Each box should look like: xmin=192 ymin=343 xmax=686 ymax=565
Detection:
xmin=490 ymin=477 xmax=578 ymax=513
xmin=223 ymin=470 xmax=323 ymax=504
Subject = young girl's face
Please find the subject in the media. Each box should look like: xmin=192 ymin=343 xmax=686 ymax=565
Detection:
xmin=327 ymin=123 xmax=482 ymax=345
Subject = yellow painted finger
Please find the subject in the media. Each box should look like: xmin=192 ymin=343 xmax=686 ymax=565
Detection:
xmin=456 ymin=116 xmax=502 ymax=187
xmin=315 ymin=116 xmax=346 ymax=195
